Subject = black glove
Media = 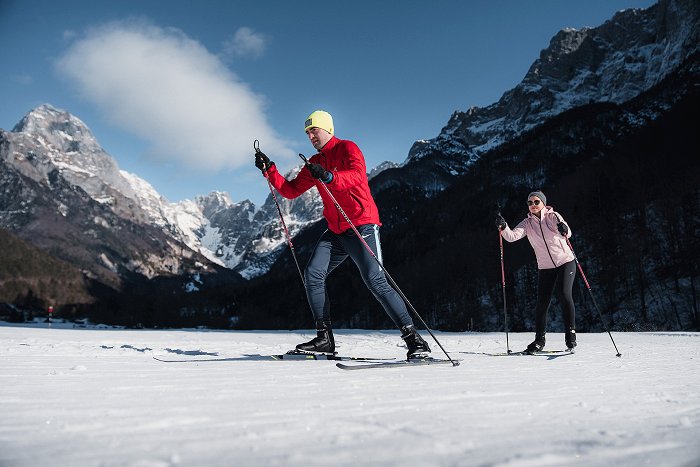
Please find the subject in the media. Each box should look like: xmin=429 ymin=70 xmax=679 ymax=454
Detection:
xmin=254 ymin=151 xmax=274 ymax=173
xmin=557 ymin=222 xmax=568 ymax=236
xmin=495 ymin=214 xmax=507 ymax=230
xmin=307 ymin=163 xmax=333 ymax=183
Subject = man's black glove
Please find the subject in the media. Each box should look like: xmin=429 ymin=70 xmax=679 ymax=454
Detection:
xmin=307 ymin=163 xmax=333 ymax=183
xmin=557 ymin=222 xmax=568 ymax=236
xmin=496 ymin=214 xmax=507 ymax=230
xmin=254 ymin=151 xmax=274 ymax=173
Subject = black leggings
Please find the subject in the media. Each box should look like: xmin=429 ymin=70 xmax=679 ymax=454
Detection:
xmin=534 ymin=260 xmax=576 ymax=336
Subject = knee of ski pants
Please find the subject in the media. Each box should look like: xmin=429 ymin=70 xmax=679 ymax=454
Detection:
xmin=304 ymin=264 xmax=327 ymax=286
xmin=364 ymin=268 xmax=393 ymax=297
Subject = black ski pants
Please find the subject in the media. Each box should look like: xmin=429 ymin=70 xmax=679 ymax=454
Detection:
xmin=534 ymin=260 xmax=577 ymax=337
xmin=304 ymin=224 xmax=413 ymax=329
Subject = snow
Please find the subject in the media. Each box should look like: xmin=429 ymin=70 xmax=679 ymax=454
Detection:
xmin=1 ymin=324 xmax=698 ymax=467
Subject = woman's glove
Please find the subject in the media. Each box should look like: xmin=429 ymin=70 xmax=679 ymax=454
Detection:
xmin=557 ymin=222 xmax=569 ymax=236
xmin=496 ymin=214 xmax=507 ymax=230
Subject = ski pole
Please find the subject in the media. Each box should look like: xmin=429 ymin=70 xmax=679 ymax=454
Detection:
xmin=498 ymin=223 xmax=511 ymax=354
xmin=565 ymin=237 xmax=622 ymax=357
xmin=254 ymin=140 xmax=306 ymax=287
xmin=299 ymin=153 xmax=458 ymax=366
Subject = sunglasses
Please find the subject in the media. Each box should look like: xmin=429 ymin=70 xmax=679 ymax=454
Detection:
xmin=527 ymin=200 xmax=542 ymax=206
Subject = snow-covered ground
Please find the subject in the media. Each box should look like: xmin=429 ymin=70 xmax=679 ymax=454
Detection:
xmin=1 ymin=324 xmax=698 ymax=467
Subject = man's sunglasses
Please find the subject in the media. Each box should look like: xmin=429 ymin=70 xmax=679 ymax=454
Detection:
xmin=527 ymin=200 xmax=542 ymax=206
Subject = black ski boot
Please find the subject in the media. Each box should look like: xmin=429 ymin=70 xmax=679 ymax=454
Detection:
xmin=401 ymin=325 xmax=431 ymax=359
xmin=565 ymin=329 xmax=577 ymax=350
xmin=296 ymin=320 xmax=335 ymax=354
xmin=525 ymin=335 xmax=546 ymax=353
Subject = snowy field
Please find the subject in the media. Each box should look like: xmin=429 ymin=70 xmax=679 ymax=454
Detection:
xmin=1 ymin=324 xmax=699 ymax=467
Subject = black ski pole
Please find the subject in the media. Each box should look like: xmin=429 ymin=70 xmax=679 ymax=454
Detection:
xmin=498 ymin=221 xmax=511 ymax=354
xmin=254 ymin=140 xmax=306 ymax=287
xmin=565 ymin=237 xmax=622 ymax=357
xmin=299 ymin=153 xmax=458 ymax=366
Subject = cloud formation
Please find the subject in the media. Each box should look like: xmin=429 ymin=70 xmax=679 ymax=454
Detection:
xmin=222 ymin=27 xmax=268 ymax=59
xmin=55 ymin=20 xmax=293 ymax=171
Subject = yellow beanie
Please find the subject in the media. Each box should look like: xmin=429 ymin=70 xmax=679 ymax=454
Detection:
xmin=304 ymin=110 xmax=334 ymax=135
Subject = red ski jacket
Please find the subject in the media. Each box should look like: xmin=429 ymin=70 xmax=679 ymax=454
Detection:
xmin=265 ymin=136 xmax=381 ymax=234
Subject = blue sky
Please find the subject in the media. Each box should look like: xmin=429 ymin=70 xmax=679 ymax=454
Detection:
xmin=0 ymin=0 xmax=657 ymax=206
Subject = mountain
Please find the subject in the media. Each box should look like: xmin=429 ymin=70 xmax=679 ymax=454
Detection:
xmin=0 ymin=109 xmax=248 ymax=323
xmin=231 ymin=0 xmax=699 ymax=280
xmin=0 ymin=103 xmax=323 ymax=278
xmin=235 ymin=49 xmax=700 ymax=332
xmin=0 ymin=103 xmax=324 ymax=322
xmin=1 ymin=112 xmax=215 ymax=275
xmin=376 ymin=0 xmax=700 ymax=197
xmin=232 ymin=0 xmax=700 ymax=332
xmin=2 ymin=0 xmax=697 ymax=330
xmin=203 ymin=166 xmax=322 ymax=279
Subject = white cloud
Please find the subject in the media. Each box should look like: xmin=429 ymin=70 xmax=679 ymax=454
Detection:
xmin=222 ymin=27 xmax=268 ymax=59
xmin=55 ymin=20 xmax=293 ymax=171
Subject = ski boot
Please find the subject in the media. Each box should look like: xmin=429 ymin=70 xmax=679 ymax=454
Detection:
xmin=525 ymin=334 xmax=546 ymax=353
xmin=401 ymin=325 xmax=431 ymax=359
xmin=565 ymin=329 xmax=577 ymax=350
xmin=295 ymin=320 xmax=335 ymax=354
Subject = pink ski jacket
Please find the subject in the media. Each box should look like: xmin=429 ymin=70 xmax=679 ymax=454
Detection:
xmin=500 ymin=206 xmax=575 ymax=269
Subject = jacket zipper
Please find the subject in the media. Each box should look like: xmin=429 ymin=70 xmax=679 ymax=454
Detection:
xmin=537 ymin=218 xmax=557 ymax=267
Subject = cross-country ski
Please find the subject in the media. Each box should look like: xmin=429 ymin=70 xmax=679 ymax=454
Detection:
xmin=152 ymin=351 xmax=396 ymax=363
xmin=465 ymin=349 xmax=575 ymax=357
xmin=336 ymin=357 xmax=459 ymax=370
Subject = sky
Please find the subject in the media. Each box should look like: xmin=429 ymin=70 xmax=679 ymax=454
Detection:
xmin=0 ymin=0 xmax=657 ymax=206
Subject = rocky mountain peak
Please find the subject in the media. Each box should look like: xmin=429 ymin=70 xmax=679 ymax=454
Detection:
xmin=196 ymin=191 xmax=235 ymax=217
xmin=405 ymin=0 xmax=699 ymax=171
xmin=12 ymin=103 xmax=101 ymax=155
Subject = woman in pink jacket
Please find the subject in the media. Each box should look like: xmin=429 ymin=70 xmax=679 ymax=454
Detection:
xmin=496 ymin=191 xmax=577 ymax=352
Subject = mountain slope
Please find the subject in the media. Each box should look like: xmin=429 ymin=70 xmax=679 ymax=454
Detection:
xmin=234 ymin=51 xmax=700 ymax=332
xmin=0 ymin=120 xmax=242 ymax=312
xmin=388 ymin=0 xmax=699 ymax=195
xmin=0 ymin=227 xmax=93 ymax=309
xmin=3 ymin=104 xmax=324 ymax=278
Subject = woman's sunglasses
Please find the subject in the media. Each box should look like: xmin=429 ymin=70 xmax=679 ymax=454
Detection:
xmin=527 ymin=200 xmax=541 ymax=206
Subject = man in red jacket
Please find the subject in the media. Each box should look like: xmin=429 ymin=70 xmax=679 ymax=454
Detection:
xmin=255 ymin=110 xmax=430 ymax=359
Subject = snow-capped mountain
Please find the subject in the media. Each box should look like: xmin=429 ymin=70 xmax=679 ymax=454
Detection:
xmin=1 ymin=104 xmax=323 ymax=279
xmin=0 ymin=139 xmax=214 ymax=288
xmin=201 ymin=168 xmax=322 ymax=278
xmin=8 ymin=106 xmax=168 ymax=226
xmin=402 ymin=0 xmax=700 ymax=187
